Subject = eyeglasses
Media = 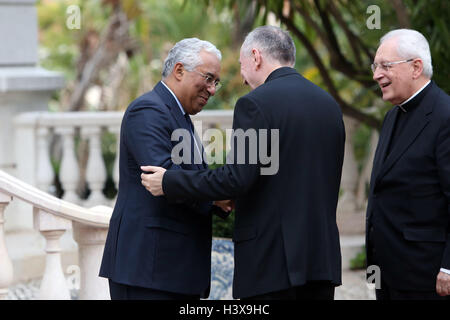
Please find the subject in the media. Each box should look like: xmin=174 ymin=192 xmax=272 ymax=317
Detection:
xmin=371 ymin=58 xmax=414 ymax=73
xmin=191 ymin=70 xmax=222 ymax=91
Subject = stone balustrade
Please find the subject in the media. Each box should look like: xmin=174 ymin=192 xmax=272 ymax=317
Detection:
xmin=12 ymin=109 xmax=371 ymax=233
xmin=13 ymin=110 xmax=235 ymax=209
xmin=0 ymin=169 xmax=111 ymax=300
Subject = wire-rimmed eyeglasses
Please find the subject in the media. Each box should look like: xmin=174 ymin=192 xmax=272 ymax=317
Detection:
xmin=371 ymin=58 xmax=415 ymax=73
xmin=191 ymin=70 xmax=222 ymax=91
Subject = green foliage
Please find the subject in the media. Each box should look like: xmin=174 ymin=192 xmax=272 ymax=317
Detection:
xmin=208 ymin=150 xmax=235 ymax=239
xmin=37 ymin=0 xmax=253 ymax=111
xmin=405 ymin=0 xmax=450 ymax=93
xmin=37 ymin=0 xmax=81 ymax=80
xmin=37 ymin=0 xmax=449 ymax=116
xmin=356 ymin=0 xmax=450 ymax=94
xmin=212 ymin=212 xmax=235 ymax=238
xmin=350 ymin=246 xmax=367 ymax=270
xmin=200 ymin=0 xmax=448 ymax=127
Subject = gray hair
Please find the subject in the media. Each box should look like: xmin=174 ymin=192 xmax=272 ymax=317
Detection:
xmin=162 ymin=38 xmax=222 ymax=79
xmin=241 ymin=26 xmax=296 ymax=67
xmin=380 ymin=29 xmax=433 ymax=78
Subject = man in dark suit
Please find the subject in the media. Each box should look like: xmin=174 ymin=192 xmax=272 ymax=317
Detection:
xmin=366 ymin=29 xmax=450 ymax=299
xmin=99 ymin=38 xmax=231 ymax=300
xmin=141 ymin=26 xmax=345 ymax=300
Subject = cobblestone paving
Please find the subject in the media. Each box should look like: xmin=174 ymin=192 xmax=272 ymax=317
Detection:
xmin=7 ymin=270 xmax=375 ymax=300
xmin=335 ymin=270 xmax=376 ymax=300
xmin=7 ymin=279 xmax=79 ymax=300
xmin=6 ymin=279 xmax=41 ymax=300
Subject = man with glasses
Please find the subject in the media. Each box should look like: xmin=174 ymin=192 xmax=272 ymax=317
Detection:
xmin=367 ymin=29 xmax=450 ymax=299
xmin=99 ymin=38 xmax=231 ymax=299
xmin=141 ymin=26 xmax=345 ymax=300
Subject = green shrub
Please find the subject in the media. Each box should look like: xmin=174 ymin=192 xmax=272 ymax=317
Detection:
xmin=350 ymin=246 xmax=367 ymax=270
xmin=212 ymin=211 xmax=234 ymax=239
xmin=209 ymin=150 xmax=235 ymax=239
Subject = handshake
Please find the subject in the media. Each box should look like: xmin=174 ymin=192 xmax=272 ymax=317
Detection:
xmin=140 ymin=165 xmax=234 ymax=219
xmin=212 ymin=199 xmax=235 ymax=219
xmin=213 ymin=199 xmax=234 ymax=213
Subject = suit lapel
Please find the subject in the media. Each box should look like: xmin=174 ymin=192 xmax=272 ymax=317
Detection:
xmin=370 ymin=108 xmax=398 ymax=191
xmin=153 ymin=82 xmax=202 ymax=169
xmin=374 ymin=85 xmax=436 ymax=186
xmin=153 ymin=82 xmax=192 ymax=132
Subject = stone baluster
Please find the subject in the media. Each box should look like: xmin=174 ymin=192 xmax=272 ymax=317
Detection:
xmin=82 ymin=127 xmax=107 ymax=207
xmin=356 ymin=130 xmax=379 ymax=210
xmin=72 ymin=221 xmax=110 ymax=299
xmin=33 ymin=208 xmax=71 ymax=300
xmin=55 ymin=126 xmax=80 ymax=204
xmin=338 ymin=115 xmax=359 ymax=214
xmin=36 ymin=127 xmax=55 ymax=193
xmin=0 ymin=194 xmax=13 ymax=300
xmin=108 ymin=126 xmax=120 ymax=206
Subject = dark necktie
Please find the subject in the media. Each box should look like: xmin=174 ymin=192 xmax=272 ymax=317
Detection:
xmin=184 ymin=113 xmax=194 ymax=133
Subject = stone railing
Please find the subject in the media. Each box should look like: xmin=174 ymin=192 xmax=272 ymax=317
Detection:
xmin=11 ymin=109 xmax=373 ymax=235
xmin=13 ymin=110 xmax=234 ymax=209
xmin=0 ymin=169 xmax=111 ymax=300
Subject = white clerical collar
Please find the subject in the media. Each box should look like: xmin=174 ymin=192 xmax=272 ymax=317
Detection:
xmin=398 ymin=80 xmax=431 ymax=112
xmin=161 ymin=81 xmax=186 ymax=115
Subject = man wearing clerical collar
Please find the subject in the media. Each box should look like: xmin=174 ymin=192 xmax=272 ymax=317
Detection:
xmin=367 ymin=29 xmax=450 ymax=300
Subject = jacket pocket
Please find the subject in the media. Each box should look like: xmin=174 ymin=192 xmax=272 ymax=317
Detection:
xmin=233 ymin=226 xmax=257 ymax=243
xmin=403 ymin=228 xmax=446 ymax=242
xmin=143 ymin=216 xmax=190 ymax=235
xmin=409 ymin=185 xmax=442 ymax=198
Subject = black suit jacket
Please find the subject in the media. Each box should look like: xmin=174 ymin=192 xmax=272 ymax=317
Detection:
xmin=366 ymin=81 xmax=450 ymax=290
xmin=163 ymin=67 xmax=345 ymax=298
xmin=99 ymin=81 xmax=224 ymax=298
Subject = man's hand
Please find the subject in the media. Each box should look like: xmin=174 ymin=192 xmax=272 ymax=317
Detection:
xmin=436 ymin=271 xmax=450 ymax=296
xmin=213 ymin=200 xmax=235 ymax=213
xmin=140 ymin=166 xmax=167 ymax=196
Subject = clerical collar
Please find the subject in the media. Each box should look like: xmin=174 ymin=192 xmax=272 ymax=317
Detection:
xmin=398 ymin=80 xmax=431 ymax=113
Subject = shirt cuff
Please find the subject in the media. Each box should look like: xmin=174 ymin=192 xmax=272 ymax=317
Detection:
xmin=440 ymin=268 xmax=450 ymax=275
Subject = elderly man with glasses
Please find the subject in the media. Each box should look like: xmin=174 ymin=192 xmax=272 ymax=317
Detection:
xmin=367 ymin=29 xmax=450 ymax=300
xmin=99 ymin=38 xmax=231 ymax=300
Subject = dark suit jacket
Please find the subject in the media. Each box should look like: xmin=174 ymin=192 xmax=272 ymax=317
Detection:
xmin=366 ymin=81 xmax=450 ymax=291
xmin=99 ymin=81 xmax=222 ymax=298
xmin=163 ymin=67 xmax=345 ymax=298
